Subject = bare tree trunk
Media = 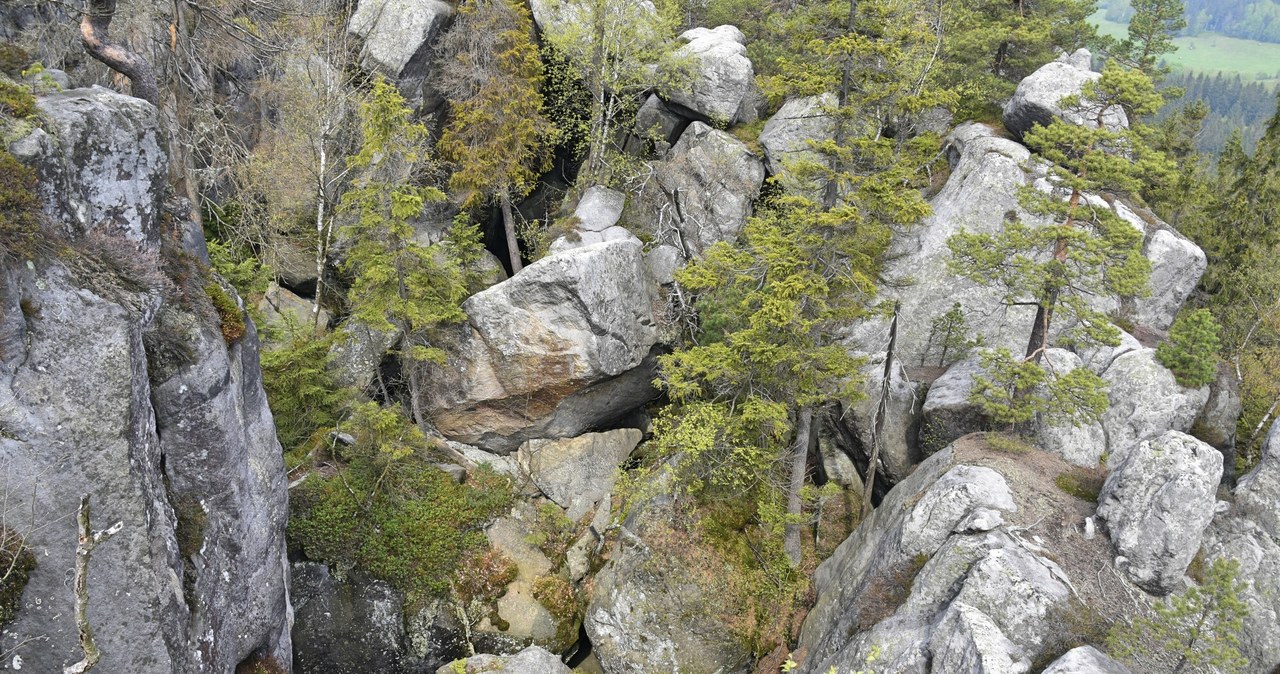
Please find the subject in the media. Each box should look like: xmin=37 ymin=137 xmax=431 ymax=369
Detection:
xmin=80 ymin=0 xmax=159 ymax=105
xmin=500 ymin=191 xmax=523 ymax=274
xmin=312 ymin=140 xmax=330 ymax=329
xmin=864 ymin=303 xmax=899 ymax=518
xmin=64 ymin=496 xmax=123 ymax=674
xmin=784 ymin=406 xmax=813 ymax=567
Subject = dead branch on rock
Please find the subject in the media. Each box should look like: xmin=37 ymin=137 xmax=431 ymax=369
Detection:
xmin=63 ymin=495 xmax=123 ymax=674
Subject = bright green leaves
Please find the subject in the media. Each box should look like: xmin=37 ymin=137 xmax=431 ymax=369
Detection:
xmin=338 ymin=75 xmax=469 ymax=363
xmin=1156 ymin=308 xmax=1221 ymax=388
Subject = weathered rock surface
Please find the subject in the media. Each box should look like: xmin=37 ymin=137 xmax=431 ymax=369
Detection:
xmin=437 ymin=646 xmax=570 ymax=674
xmin=292 ymin=563 xmax=460 ymax=674
xmin=348 ymin=0 xmax=453 ymax=83
xmin=548 ymin=186 xmax=641 ymax=254
xmin=798 ymin=446 xmax=1074 ymax=673
xmin=1235 ymin=419 xmax=1280 ymax=539
xmin=1100 ymin=349 xmax=1209 ymax=465
xmin=1097 ymin=431 xmax=1222 ymax=594
xmin=421 ymin=240 xmax=661 ymax=453
xmin=1041 ymin=646 xmax=1132 ymax=674
xmin=1002 ymin=49 xmax=1128 ymax=141
xmin=1035 ymin=349 xmax=1107 ymax=467
xmin=329 ymin=320 xmax=401 ymax=390
xmin=585 ymin=501 xmax=754 ymax=674
xmin=662 ymin=25 xmax=758 ymax=125
xmin=18 ymin=86 xmax=167 ymax=251
xmin=0 ymin=90 xmax=291 ymax=672
xmin=1202 ymin=515 xmax=1280 ymax=673
xmin=626 ymin=121 xmax=765 ymax=257
xmin=1138 ymin=228 xmax=1207 ymax=333
xmin=474 ymin=508 xmax=576 ymax=654
xmin=758 ymin=94 xmax=834 ymax=177
xmin=520 ymin=429 xmax=642 ymax=520
xmin=259 ymin=282 xmax=330 ymax=331
xmin=918 ymin=357 xmax=988 ymax=456
xmin=634 ymin=94 xmax=687 ymax=150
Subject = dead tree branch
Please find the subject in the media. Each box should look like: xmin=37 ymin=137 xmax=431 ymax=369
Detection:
xmin=80 ymin=0 xmax=159 ymax=105
xmin=63 ymin=495 xmax=123 ymax=674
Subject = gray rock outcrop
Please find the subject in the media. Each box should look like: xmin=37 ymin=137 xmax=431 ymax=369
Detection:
xmin=348 ymin=0 xmax=453 ymax=83
xmin=662 ymin=25 xmax=758 ymax=125
xmin=1101 ymin=349 xmax=1209 ymax=465
xmin=1041 ymin=646 xmax=1132 ymax=674
xmin=918 ymin=357 xmax=988 ymax=456
xmin=1002 ymin=49 xmax=1128 ymax=141
xmin=520 ymin=429 xmax=642 ymax=520
xmin=758 ymin=94 xmax=834 ymax=177
xmin=1097 ymin=431 xmax=1223 ymax=594
xmin=0 ymin=89 xmax=291 ymax=672
xmin=548 ymin=186 xmax=640 ymax=254
xmin=799 ymin=446 xmax=1072 ymax=673
xmin=1138 ymin=228 xmax=1208 ymax=333
xmin=626 ymin=121 xmax=766 ymax=257
xmin=437 ymin=646 xmax=570 ymax=674
xmin=830 ymin=356 xmax=924 ymax=486
xmin=421 ymin=240 xmax=661 ymax=453
xmin=1235 ymin=419 xmax=1280 ymax=538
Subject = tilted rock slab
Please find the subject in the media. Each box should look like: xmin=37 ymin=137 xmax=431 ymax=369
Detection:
xmin=1097 ymin=431 xmax=1223 ymax=595
xmin=421 ymin=240 xmax=661 ymax=453
xmin=662 ymin=25 xmax=759 ymax=125
xmin=348 ymin=0 xmax=453 ymax=83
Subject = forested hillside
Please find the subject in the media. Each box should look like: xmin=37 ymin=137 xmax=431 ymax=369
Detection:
xmin=1 ymin=0 xmax=1279 ymax=672
xmin=1105 ymin=0 xmax=1280 ymax=42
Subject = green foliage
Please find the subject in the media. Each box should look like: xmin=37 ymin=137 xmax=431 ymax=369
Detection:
xmin=1108 ymin=557 xmax=1250 ymax=673
xmin=0 ymin=526 xmax=35 ymax=627
xmin=452 ymin=546 xmax=517 ymax=605
xmin=524 ymin=502 xmax=579 ymax=569
xmin=206 ymin=238 xmax=272 ymax=302
xmin=0 ymin=149 xmax=42 ymax=259
xmin=0 ymin=44 xmax=31 ymax=77
xmin=339 ymin=75 xmax=469 ymax=367
xmin=261 ymin=331 xmax=351 ymax=454
xmin=969 ymin=349 xmax=1110 ymax=427
xmin=1107 ymin=0 xmax=1187 ymax=78
xmin=1156 ymin=308 xmax=1221 ymax=387
xmin=922 ymin=302 xmax=978 ymax=367
xmin=940 ymin=0 xmax=1098 ymax=117
xmin=289 ymin=404 xmax=513 ymax=600
xmin=0 ymin=79 xmax=34 ymax=118
xmin=1055 ymin=466 xmax=1107 ymax=502
xmin=531 ymin=575 xmax=581 ymax=647
xmin=205 ymin=282 xmax=247 ymax=344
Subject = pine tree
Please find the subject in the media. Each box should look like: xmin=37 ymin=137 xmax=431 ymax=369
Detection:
xmin=1111 ymin=0 xmax=1186 ymax=78
xmin=948 ymin=63 xmax=1166 ymax=423
xmin=1108 ymin=557 xmax=1250 ymax=674
xmin=653 ymin=0 xmax=943 ymax=567
xmin=436 ymin=0 xmax=558 ymax=274
xmin=1156 ymin=308 xmax=1221 ymax=388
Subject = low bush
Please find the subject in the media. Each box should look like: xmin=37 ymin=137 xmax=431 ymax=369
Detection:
xmin=1055 ymin=466 xmax=1107 ymax=503
xmin=205 ymin=282 xmax=246 ymax=344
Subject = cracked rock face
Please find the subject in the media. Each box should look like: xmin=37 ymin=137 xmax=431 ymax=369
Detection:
xmin=420 ymin=240 xmax=661 ymax=453
xmin=661 ymin=25 xmax=759 ymax=125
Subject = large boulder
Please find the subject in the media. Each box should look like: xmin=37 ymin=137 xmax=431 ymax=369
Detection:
xmin=1100 ymin=349 xmax=1209 ymax=465
xmin=437 ymin=646 xmax=570 ymax=674
xmin=1195 ymin=364 xmax=1241 ymax=482
xmin=547 ymin=186 xmax=640 ymax=254
xmin=584 ymin=501 xmax=753 ymax=674
xmin=1096 ymin=431 xmax=1223 ymax=594
xmin=519 ymin=429 xmax=643 ymax=520
xmin=421 ymin=240 xmax=661 ymax=453
xmin=918 ymin=356 xmax=988 ymax=456
xmin=758 ymin=94 xmax=835 ymax=177
xmin=798 ymin=444 xmax=1074 ymax=673
xmin=0 ymin=91 xmax=291 ymax=672
xmin=661 ymin=25 xmax=758 ymax=125
xmin=1041 ymin=647 xmax=1132 ymax=674
xmin=15 ymin=87 xmax=167 ymax=252
xmin=1202 ymin=515 xmax=1280 ymax=673
xmin=1136 ymin=228 xmax=1207 ymax=333
xmin=1235 ymin=419 xmax=1280 ymax=538
xmin=1002 ymin=49 xmax=1128 ymax=141
xmin=348 ymin=0 xmax=453 ymax=83
xmin=829 ymin=356 xmax=924 ymax=487
xmin=625 ymin=121 xmax=766 ymax=257
xmin=1034 ymin=349 xmax=1107 ymax=467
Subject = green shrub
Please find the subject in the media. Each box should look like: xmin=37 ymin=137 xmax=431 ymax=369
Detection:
xmin=0 ymin=44 xmax=30 ymax=76
xmin=288 ymin=406 xmax=513 ymax=600
xmin=1156 ymin=308 xmax=1221 ymax=388
xmin=260 ymin=332 xmax=349 ymax=455
xmin=0 ymin=149 xmax=42 ymax=259
xmin=205 ymin=282 xmax=246 ymax=344
xmin=524 ymin=502 xmax=579 ymax=569
xmin=532 ymin=575 xmax=581 ymax=648
xmin=207 ymin=238 xmax=272 ymax=302
xmin=0 ymin=79 xmax=35 ymax=118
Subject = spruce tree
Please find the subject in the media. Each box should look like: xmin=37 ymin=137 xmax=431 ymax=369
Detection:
xmin=436 ymin=0 xmax=558 ymax=274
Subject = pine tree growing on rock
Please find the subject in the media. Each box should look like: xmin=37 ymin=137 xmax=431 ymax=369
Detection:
xmin=948 ymin=63 xmax=1167 ymax=424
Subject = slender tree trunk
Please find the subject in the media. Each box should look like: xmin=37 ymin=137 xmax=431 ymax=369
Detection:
xmin=823 ymin=0 xmax=857 ymax=210
xmin=784 ymin=406 xmax=814 ymax=567
xmin=312 ymin=139 xmax=329 ymax=329
xmin=864 ymin=303 xmax=899 ymax=518
xmin=500 ymin=190 xmax=523 ymax=274
xmin=81 ymin=0 xmax=158 ymax=105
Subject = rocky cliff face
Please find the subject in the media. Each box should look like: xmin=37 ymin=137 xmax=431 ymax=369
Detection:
xmin=0 ymin=87 xmax=291 ymax=672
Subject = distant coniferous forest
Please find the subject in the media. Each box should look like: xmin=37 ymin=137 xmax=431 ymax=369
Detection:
xmin=1105 ymin=0 xmax=1280 ymax=42
xmin=1163 ymin=71 xmax=1278 ymax=154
